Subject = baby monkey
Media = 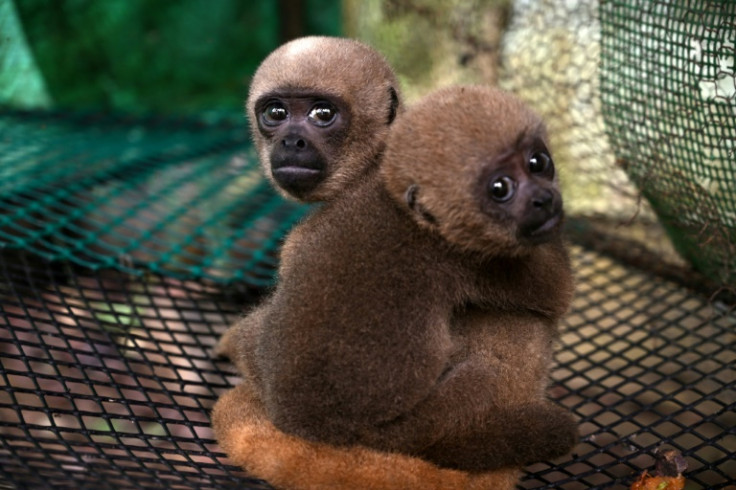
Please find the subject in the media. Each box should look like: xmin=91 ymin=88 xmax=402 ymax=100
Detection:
xmin=216 ymin=38 xmax=521 ymax=488
xmin=247 ymin=35 xmax=401 ymax=202
xmin=218 ymin=35 xmax=402 ymax=377
xmin=214 ymin=84 xmax=577 ymax=486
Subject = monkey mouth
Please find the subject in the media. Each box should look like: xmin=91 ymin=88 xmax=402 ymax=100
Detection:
xmin=273 ymin=166 xmax=322 ymax=178
xmin=272 ymin=166 xmax=325 ymax=196
xmin=522 ymin=213 xmax=563 ymax=243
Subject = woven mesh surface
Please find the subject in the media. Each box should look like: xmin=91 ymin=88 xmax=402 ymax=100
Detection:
xmin=1 ymin=241 xmax=733 ymax=489
xmin=599 ymin=0 xmax=736 ymax=285
xmin=0 ymin=111 xmax=308 ymax=286
xmin=0 ymin=251 xmax=265 ymax=489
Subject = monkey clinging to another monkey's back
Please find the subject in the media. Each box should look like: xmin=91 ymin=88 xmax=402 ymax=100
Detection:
xmin=215 ymin=37 xmax=520 ymax=488
xmin=213 ymin=82 xmax=578 ymax=488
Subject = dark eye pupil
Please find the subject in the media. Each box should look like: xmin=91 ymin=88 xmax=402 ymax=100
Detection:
xmin=490 ymin=176 xmax=514 ymax=202
xmin=314 ymin=107 xmax=333 ymax=120
xmin=263 ymin=104 xmax=287 ymax=124
xmin=309 ymin=103 xmax=337 ymax=125
xmin=529 ymin=152 xmax=551 ymax=173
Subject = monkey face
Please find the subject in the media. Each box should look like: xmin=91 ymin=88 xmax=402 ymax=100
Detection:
xmin=479 ymin=141 xmax=563 ymax=246
xmin=382 ymin=85 xmax=564 ymax=257
xmin=253 ymin=91 xmax=350 ymax=200
xmin=247 ymin=36 xmax=403 ymax=202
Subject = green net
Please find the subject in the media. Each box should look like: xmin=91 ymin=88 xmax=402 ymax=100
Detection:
xmin=600 ymin=1 xmax=736 ymax=285
xmin=0 ymin=110 xmax=309 ymax=285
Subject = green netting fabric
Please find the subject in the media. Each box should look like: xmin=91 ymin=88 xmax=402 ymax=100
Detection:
xmin=0 ymin=110 xmax=309 ymax=286
xmin=600 ymin=1 xmax=736 ymax=285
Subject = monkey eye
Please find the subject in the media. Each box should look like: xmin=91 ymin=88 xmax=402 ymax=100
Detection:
xmin=261 ymin=102 xmax=288 ymax=126
xmin=308 ymin=102 xmax=338 ymax=127
xmin=529 ymin=151 xmax=553 ymax=175
xmin=489 ymin=176 xmax=516 ymax=202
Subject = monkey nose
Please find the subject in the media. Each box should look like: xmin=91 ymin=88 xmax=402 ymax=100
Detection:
xmin=281 ymin=134 xmax=308 ymax=150
xmin=531 ymin=189 xmax=554 ymax=211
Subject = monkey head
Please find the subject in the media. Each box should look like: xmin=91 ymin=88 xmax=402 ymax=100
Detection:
xmin=382 ymin=85 xmax=563 ymax=257
xmin=247 ymin=36 xmax=402 ymax=202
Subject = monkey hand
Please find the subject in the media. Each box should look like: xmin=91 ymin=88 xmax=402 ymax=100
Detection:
xmin=214 ymin=302 xmax=272 ymax=381
xmin=211 ymin=382 xmax=521 ymax=490
xmin=420 ymin=400 xmax=578 ymax=472
xmin=213 ymin=324 xmax=238 ymax=361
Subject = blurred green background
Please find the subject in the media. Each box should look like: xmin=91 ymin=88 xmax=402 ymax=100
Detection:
xmin=0 ymin=0 xmax=341 ymax=115
xmin=0 ymin=0 xmax=513 ymax=115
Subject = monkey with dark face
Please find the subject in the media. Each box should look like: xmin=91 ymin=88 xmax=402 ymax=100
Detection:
xmin=214 ymin=85 xmax=577 ymax=481
xmin=247 ymin=36 xmax=401 ymax=202
xmin=216 ymin=36 xmax=403 ymax=377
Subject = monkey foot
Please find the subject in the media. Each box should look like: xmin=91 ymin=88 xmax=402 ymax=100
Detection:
xmin=211 ymin=383 xmax=520 ymax=490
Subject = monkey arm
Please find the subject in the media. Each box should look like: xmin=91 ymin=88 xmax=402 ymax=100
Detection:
xmin=359 ymin=310 xmax=578 ymax=471
xmin=468 ymin=240 xmax=574 ymax=321
xmin=214 ymin=300 xmax=273 ymax=388
xmin=211 ymin=382 xmax=521 ymax=490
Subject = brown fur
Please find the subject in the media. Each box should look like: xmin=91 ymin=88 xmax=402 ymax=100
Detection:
xmin=212 ymin=383 xmax=520 ymax=490
xmin=225 ymin=85 xmax=577 ymax=472
xmin=217 ymin=300 xmax=269 ymax=386
xmin=216 ymin=40 xmax=525 ymax=486
xmin=246 ymin=36 xmax=403 ymax=202
xmin=217 ymin=33 xmax=403 ymax=395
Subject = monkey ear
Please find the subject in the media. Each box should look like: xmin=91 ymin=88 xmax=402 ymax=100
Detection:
xmin=387 ymin=87 xmax=399 ymax=124
xmin=405 ymin=184 xmax=438 ymax=227
xmin=405 ymin=184 xmax=419 ymax=209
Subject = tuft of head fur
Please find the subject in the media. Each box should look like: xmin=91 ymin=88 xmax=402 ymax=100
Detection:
xmin=381 ymin=85 xmax=556 ymax=256
xmin=248 ymin=36 xmax=402 ymax=202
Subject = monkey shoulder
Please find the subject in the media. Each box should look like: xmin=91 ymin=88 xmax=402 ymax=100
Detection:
xmin=280 ymin=177 xmax=452 ymax=288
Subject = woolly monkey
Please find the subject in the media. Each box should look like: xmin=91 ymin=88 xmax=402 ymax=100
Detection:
xmin=214 ymin=85 xmax=577 ymax=481
xmin=247 ymin=35 xmax=401 ymax=202
xmin=216 ymin=40 xmax=523 ymax=488
xmin=217 ymin=35 xmax=402 ymax=376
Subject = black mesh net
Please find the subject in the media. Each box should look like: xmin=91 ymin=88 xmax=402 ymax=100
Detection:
xmin=1 ymin=1 xmax=735 ymax=489
xmin=1 ymin=235 xmax=733 ymax=489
